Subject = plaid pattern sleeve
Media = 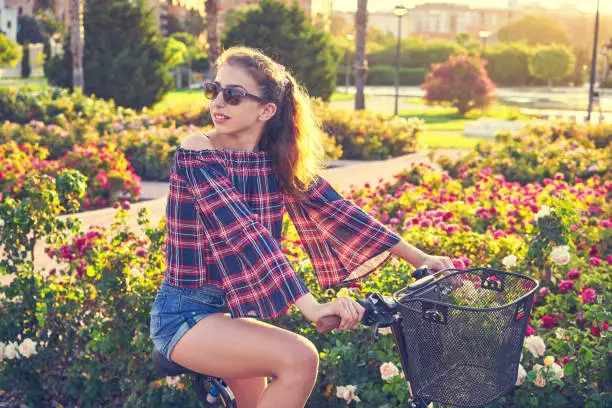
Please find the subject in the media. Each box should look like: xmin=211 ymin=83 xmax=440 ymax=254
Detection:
xmin=284 ymin=175 xmax=402 ymax=289
xmin=176 ymin=152 xmax=310 ymax=319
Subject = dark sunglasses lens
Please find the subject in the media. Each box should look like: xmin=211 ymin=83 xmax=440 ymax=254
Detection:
xmin=204 ymin=83 xmax=219 ymax=100
xmin=223 ymin=88 xmax=244 ymax=105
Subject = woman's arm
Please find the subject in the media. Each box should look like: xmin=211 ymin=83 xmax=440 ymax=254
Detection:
xmin=389 ymin=240 xmax=428 ymax=267
xmin=389 ymin=239 xmax=454 ymax=271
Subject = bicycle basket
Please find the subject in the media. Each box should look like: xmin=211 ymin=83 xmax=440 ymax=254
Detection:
xmin=393 ymin=268 xmax=538 ymax=407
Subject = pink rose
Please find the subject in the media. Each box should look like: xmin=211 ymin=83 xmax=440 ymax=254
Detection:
xmin=567 ymin=269 xmax=580 ymax=280
xmin=540 ymin=315 xmax=556 ymax=329
xmin=581 ymin=288 xmax=597 ymax=304
xmin=589 ymin=257 xmax=601 ymax=266
xmin=525 ymin=324 xmax=535 ymax=336
xmin=558 ymin=280 xmax=574 ymax=293
xmin=539 ymin=287 xmax=550 ymax=297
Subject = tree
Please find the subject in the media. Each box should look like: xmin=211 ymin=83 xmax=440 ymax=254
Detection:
xmin=529 ymin=44 xmax=575 ymax=87
xmin=21 ymin=42 xmax=31 ymax=78
xmin=46 ymin=0 xmax=174 ymax=109
xmin=205 ymin=0 xmax=220 ymax=78
xmin=354 ymin=0 xmax=367 ymax=110
xmin=421 ymin=54 xmax=496 ymax=115
xmin=485 ymin=42 xmax=533 ymax=86
xmin=184 ymin=8 xmax=206 ymax=37
xmin=17 ymin=16 xmax=45 ymax=44
xmin=69 ymin=0 xmax=84 ymax=89
xmin=498 ymin=15 xmax=569 ymax=46
xmin=0 ymin=33 xmax=22 ymax=66
xmin=223 ymin=0 xmax=339 ymax=101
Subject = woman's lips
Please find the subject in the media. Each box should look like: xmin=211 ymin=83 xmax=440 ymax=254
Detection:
xmin=212 ymin=113 xmax=230 ymax=124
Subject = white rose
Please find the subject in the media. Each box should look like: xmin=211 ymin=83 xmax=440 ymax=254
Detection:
xmin=0 ymin=218 xmax=5 ymax=228
xmin=524 ymin=335 xmax=546 ymax=357
xmin=4 ymin=342 xmax=20 ymax=360
xmin=18 ymin=338 xmax=37 ymax=358
xmin=515 ymin=364 xmax=527 ymax=386
xmin=378 ymin=327 xmax=392 ymax=336
xmin=550 ymin=363 xmax=564 ymax=379
xmin=380 ymin=361 xmax=400 ymax=381
xmin=550 ymin=245 xmax=571 ymax=265
xmin=0 ymin=341 xmax=5 ymax=361
xmin=336 ymin=384 xmax=361 ymax=402
xmin=502 ymin=254 xmax=518 ymax=269
xmin=165 ymin=375 xmax=181 ymax=388
xmin=555 ymin=327 xmax=566 ymax=339
xmin=535 ymin=205 xmax=552 ymax=220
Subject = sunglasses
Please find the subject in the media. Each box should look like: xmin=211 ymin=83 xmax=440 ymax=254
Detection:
xmin=204 ymin=81 xmax=266 ymax=106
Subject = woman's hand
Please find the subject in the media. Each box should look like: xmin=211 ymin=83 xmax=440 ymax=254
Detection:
xmin=420 ymin=254 xmax=454 ymax=272
xmin=313 ymin=297 xmax=365 ymax=331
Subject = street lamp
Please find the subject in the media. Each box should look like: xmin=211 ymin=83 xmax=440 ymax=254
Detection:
xmin=478 ymin=30 xmax=491 ymax=52
xmin=587 ymin=0 xmax=601 ymax=122
xmin=393 ymin=5 xmax=409 ymax=116
xmin=345 ymin=33 xmax=354 ymax=93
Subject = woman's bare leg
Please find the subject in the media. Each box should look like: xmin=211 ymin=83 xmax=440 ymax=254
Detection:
xmin=224 ymin=377 xmax=267 ymax=408
xmin=170 ymin=313 xmax=319 ymax=408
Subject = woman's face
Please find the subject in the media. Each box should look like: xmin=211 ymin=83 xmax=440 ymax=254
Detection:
xmin=209 ymin=64 xmax=276 ymax=137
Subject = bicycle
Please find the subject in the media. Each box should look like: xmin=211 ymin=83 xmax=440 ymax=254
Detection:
xmin=153 ymin=266 xmax=538 ymax=407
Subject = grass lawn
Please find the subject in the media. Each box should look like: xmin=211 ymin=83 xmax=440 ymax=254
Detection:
xmin=0 ymin=77 xmax=48 ymax=91
xmin=418 ymin=131 xmax=488 ymax=149
xmin=149 ymin=89 xmax=208 ymax=114
xmin=401 ymin=103 xmax=529 ymax=132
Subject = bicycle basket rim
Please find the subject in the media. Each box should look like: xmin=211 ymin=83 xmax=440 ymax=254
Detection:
xmin=392 ymin=268 xmax=539 ymax=312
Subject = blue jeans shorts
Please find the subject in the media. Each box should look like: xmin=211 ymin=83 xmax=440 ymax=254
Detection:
xmin=150 ymin=280 xmax=229 ymax=360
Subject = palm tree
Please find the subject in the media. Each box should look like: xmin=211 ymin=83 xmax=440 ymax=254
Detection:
xmin=206 ymin=0 xmax=221 ymax=79
xmin=354 ymin=0 xmax=367 ymax=110
xmin=69 ymin=0 xmax=84 ymax=89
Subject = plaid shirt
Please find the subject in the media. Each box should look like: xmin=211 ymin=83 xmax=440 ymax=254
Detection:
xmin=166 ymin=146 xmax=401 ymax=319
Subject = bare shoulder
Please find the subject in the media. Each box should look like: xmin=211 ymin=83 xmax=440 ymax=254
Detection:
xmin=180 ymin=132 xmax=214 ymax=151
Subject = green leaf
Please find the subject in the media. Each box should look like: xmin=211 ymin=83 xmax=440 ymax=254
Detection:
xmin=581 ymin=347 xmax=593 ymax=361
xmin=564 ymin=362 xmax=576 ymax=376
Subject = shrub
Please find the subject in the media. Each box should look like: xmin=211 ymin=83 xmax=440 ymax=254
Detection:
xmin=421 ymin=54 xmax=496 ymax=115
xmin=314 ymin=100 xmax=423 ymax=160
xmin=529 ymin=44 xmax=575 ymax=88
xmin=364 ymin=65 xmax=429 ymax=86
xmin=438 ymin=121 xmax=611 ymax=185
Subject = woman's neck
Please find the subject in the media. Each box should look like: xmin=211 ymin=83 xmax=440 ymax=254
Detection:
xmin=208 ymin=130 xmax=262 ymax=153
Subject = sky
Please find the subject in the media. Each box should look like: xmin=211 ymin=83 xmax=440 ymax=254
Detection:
xmin=332 ymin=0 xmax=612 ymax=14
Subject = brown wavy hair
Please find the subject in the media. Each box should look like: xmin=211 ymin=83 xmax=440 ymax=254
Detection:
xmin=215 ymin=46 xmax=327 ymax=201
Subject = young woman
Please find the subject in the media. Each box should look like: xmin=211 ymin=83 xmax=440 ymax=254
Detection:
xmin=150 ymin=46 xmax=454 ymax=408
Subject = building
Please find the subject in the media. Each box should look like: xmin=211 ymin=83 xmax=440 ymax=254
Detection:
xmin=5 ymin=0 xmax=33 ymax=17
xmin=0 ymin=0 xmax=18 ymax=42
xmin=335 ymin=1 xmax=523 ymax=42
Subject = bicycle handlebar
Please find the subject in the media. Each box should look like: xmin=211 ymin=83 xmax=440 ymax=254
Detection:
xmin=315 ymin=266 xmax=434 ymax=335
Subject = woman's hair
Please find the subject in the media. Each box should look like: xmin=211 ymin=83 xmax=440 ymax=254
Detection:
xmin=215 ymin=46 xmax=327 ymax=201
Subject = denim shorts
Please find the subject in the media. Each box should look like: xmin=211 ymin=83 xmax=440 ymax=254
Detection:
xmin=150 ymin=280 xmax=229 ymax=360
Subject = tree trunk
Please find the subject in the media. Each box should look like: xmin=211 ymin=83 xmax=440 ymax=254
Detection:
xmin=69 ymin=0 xmax=84 ymax=90
xmin=354 ymin=0 xmax=368 ymax=110
xmin=206 ymin=0 xmax=221 ymax=80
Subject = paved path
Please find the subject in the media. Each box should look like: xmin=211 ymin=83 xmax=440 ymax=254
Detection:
xmin=0 ymin=148 xmax=469 ymax=284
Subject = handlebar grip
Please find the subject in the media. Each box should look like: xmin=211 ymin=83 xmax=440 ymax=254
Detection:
xmin=315 ymin=315 xmax=341 ymax=334
xmin=412 ymin=266 xmax=431 ymax=280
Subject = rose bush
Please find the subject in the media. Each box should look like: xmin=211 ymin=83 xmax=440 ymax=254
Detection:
xmin=0 ymin=141 xmax=141 ymax=211
xmin=2 ymin=159 xmax=608 ymax=407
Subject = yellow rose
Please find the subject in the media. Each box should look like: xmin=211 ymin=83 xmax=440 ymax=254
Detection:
xmin=337 ymin=287 xmax=349 ymax=298
xmin=543 ymin=356 xmax=555 ymax=367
